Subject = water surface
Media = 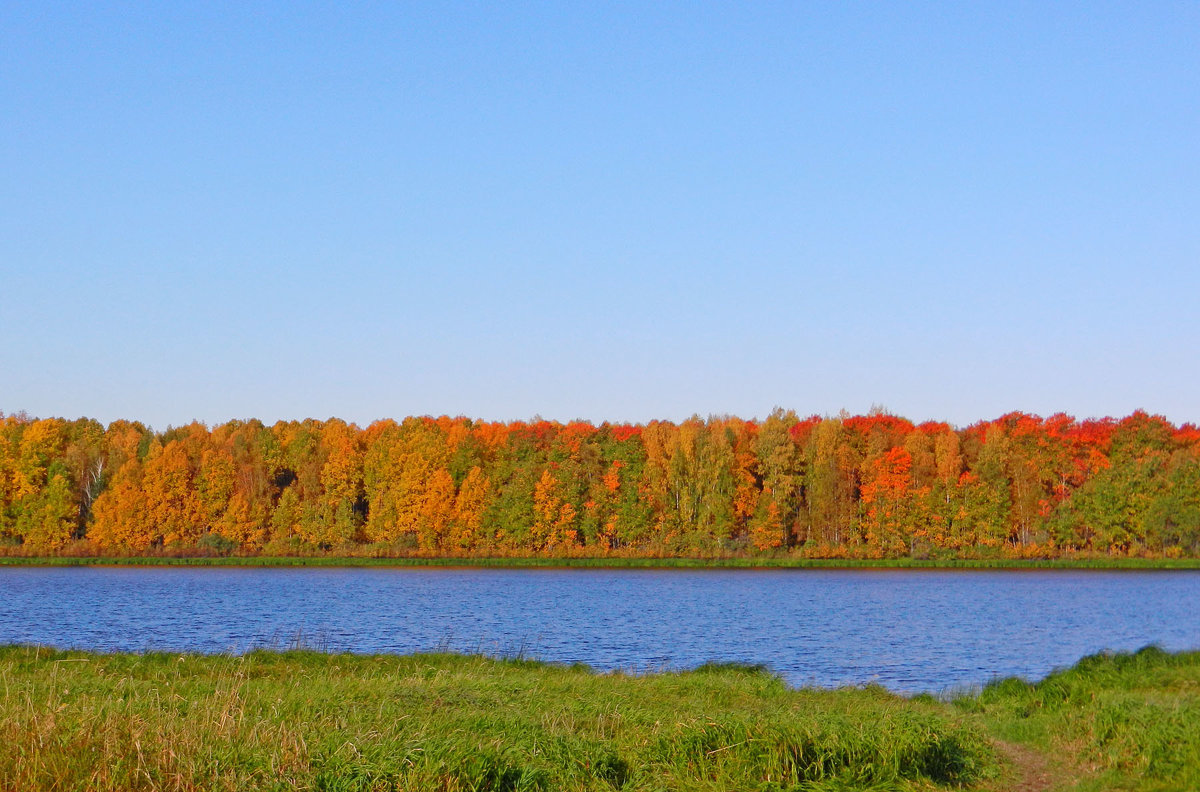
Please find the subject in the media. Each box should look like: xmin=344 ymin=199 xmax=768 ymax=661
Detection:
xmin=1 ymin=566 xmax=1197 ymax=693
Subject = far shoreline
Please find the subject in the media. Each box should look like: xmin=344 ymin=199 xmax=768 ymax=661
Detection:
xmin=3 ymin=555 xmax=1200 ymax=570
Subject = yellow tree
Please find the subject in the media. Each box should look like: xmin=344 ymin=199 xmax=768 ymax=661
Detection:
xmin=638 ymin=421 xmax=675 ymax=539
xmin=533 ymin=468 xmax=578 ymax=553
xmin=89 ymin=458 xmax=155 ymax=551
xmin=197 ymin=447 xmax=236 ymax=533
xmin=804 ymin=418 xmax=859 ymax=549
xmin=932 ymin=429 xmax=967 ymax=548
xmin=447 ymin=465 xmax=490 ymax=551
xmin=363 ymin=417 xmax=451 ymax=547
xmin=60 ymin=418 xmax=105 ymax=540
xmin=417 ymin=468 xmax=457 ymax=551
xmin=314 ymin=419 xmax=365 ymax=547
xmin=750 ymin=409 xmax=801 ymax=551
xmin=362 ymin=420 xmax=404 ymax=543
xmin=143 ymin=440 xmax=204 ymax=548
xmin=0 ymin=414 xmax=18 ymax=541
xmin=726 ymin=418 xmax=760 ymax=547
xmin=16 ymin=473 xmax=76 ymax=552
xmin=274 ymin=419 xmax=331 ymax=546
xmin=11 ymin=418 xmax=66 ymax=502
xmin=218 ymin=490 xmax=267 ymax=549
xmin=9 ymin=418 xmax=77 ymax=550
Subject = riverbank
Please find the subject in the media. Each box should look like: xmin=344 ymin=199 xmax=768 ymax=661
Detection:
xmin=4 ymin=554 xmax=1200 ymax=569
xmin=963 ymin=646 xmax=1200 ymax=791
xmin=1 ymin=646 xmax=1196 ymax=791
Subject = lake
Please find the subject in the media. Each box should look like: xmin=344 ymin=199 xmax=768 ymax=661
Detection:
xmin=1 ymin=566 xmax=1197 ymax=693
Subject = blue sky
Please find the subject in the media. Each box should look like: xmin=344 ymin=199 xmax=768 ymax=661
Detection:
xmin=2 ymin=2 xmax=1197 ymax=430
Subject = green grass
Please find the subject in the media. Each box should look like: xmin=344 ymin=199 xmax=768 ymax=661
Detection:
xmin=0 ymin=647 xmax=992 ymax=792
xmin=3 ymin=646 xmax=1199 ymax=791
xmin=3 ymin=554 xmax=1200 ymax=569
xmin=960 ymin=646 xmax=1200 ymax=791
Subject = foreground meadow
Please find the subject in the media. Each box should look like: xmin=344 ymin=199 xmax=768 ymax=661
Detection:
xmin=0 ymin=646 xmax=1195 ymax=791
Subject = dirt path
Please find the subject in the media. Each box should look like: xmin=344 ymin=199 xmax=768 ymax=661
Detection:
xmin=991 ymin=740 xmax=1070 ymax=792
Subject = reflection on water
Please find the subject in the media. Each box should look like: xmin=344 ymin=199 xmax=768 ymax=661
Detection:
xmin=1 ymin=566 xmax=1197 ymax=693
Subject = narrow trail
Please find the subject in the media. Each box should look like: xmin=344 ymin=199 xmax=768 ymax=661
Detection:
xmin=991 ymin=740 xmax=1071 ymax=792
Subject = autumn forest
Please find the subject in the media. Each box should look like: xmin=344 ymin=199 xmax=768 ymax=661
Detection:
xmin=2 ymin=409 xmax=1199 ymax=559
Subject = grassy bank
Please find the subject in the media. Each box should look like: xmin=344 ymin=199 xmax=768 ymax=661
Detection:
xmin=3 ymin=554 xmax=1200 ymax=570
xmin=2 ymin=646 xmax=1198 ymax=791
xmin=960 ymin=646 xmax=1200 ymax=791
xmin=1 ymin=647 xmax=992 ymax=791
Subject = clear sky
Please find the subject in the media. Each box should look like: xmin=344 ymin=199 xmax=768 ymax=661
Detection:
xmin=2 ymin=2 xmax=1197 ymax=430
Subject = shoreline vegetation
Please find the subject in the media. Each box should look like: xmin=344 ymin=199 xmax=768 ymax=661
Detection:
xmin=4 ymin=553 xmax=1200 ymax=569
xmin=3 ymin=409 xmax=1200 ymax=563
xmin=1 ymin=645 xmax=1196 ymax=791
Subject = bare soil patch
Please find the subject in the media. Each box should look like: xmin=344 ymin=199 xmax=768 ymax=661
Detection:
xmin=991 ymin=739 xmax=1077 ymax=792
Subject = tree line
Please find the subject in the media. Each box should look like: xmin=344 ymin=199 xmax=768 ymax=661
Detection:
xmin=1 ymin=409 xmax=1198 ymax=558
